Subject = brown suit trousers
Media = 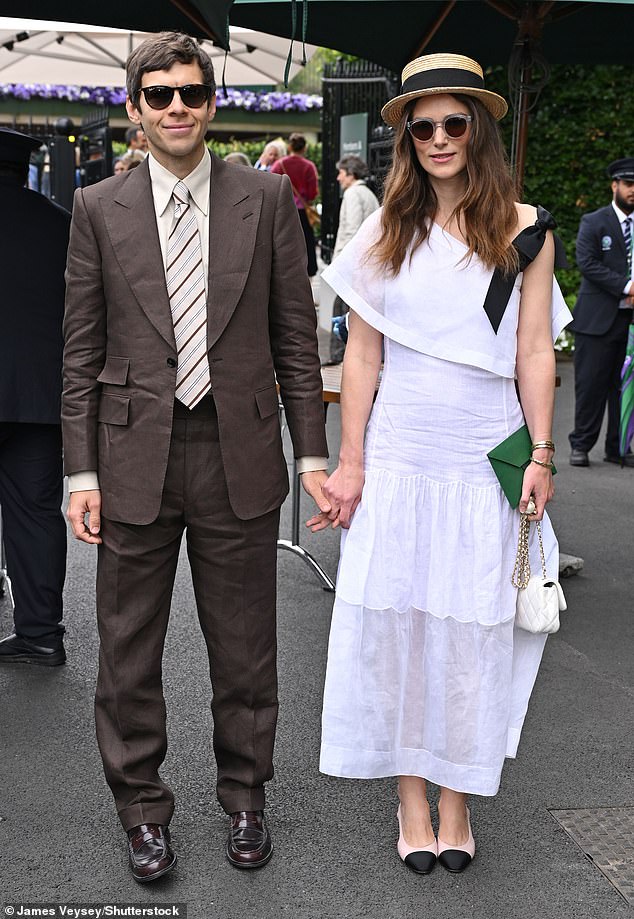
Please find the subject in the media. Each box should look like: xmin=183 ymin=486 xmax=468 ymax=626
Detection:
xmin=95 ymin=396 xmax=279 ymax=830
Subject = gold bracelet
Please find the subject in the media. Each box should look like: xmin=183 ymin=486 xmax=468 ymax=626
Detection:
xmin=530 ymin=456 xmax=554 ymax=469
xmin=531 ymin=440 xmax=555 ymax=453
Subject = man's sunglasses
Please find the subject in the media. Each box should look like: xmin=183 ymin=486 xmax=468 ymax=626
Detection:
xmin=406 ymin=114 xmax=473 ymax=143
xmin=137 ymin=84 xmax=213 ymax=111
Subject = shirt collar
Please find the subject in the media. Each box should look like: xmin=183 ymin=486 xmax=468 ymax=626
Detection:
xmin=148 ymin=149 xmax=211 ymax=217
xmin=612 ymin=200 xmax=632 ymax=225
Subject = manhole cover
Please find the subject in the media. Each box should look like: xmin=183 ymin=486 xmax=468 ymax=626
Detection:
xmin=550 ymin=806 xmax=634 ymax=905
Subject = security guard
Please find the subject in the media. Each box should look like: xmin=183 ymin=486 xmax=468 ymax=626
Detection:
xmin=569 ymin=157 xmax=634 ymax=467
xmin=0 ymin=128 xmax=70 ymax=665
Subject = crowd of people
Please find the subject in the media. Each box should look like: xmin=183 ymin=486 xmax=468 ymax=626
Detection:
xmin=0 ymin=28 xmax=630 ymax=891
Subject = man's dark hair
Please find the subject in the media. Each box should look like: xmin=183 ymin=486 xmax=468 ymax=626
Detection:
xmin=126 ymin=31 xmax=216 ymax=107
xmin=336 ymin=154 xmax=369 ymax=180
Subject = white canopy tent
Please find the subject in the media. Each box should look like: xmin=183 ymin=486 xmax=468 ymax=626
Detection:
xmin=0 ymin=17 xmax=315 ymax=87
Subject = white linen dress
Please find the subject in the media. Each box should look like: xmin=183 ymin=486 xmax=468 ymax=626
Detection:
xmin=319 ymin=209 xmax=572 ymax=796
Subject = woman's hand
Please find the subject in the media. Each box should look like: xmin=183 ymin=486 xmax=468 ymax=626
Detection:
xmin=306 ymin=461 xmax=365 ymax=531
xmin=519 ymin=461 xmax=554 ymax=520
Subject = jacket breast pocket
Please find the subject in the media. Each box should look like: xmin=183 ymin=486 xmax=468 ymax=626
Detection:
xmin=254 ymin=385 xmax=279 ymax=419
xmin=98 ymin=393 xmax=130 ymax=426
xmin=97 ymin=356 xmax=130 ymax=386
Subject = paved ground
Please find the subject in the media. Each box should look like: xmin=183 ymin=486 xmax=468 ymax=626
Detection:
xmin=0 ymin=357 xmax=632 ymax=919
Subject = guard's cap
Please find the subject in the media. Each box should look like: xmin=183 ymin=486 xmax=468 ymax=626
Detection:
xmin=608 ymin=157 xmax=634 ymax=180
xmin=0 ymin=127 xmax=41 ymax=164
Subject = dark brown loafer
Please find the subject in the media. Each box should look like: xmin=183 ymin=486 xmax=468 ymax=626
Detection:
xmin=226 ymin=810 xmax=273 ymax=869
xmin=127 ymin=823 xmax=176 ymax=882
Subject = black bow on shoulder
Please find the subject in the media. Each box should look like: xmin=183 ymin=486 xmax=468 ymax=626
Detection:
xmin=483 ymin=206 xmax=569 ymax=334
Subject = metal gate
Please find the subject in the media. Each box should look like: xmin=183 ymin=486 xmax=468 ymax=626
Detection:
xmin=320 ymin=59 xmax=397 ymax=263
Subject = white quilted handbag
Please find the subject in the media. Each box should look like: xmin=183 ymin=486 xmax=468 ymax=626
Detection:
xmin=512 ymin=504 xmax=567 ymax=634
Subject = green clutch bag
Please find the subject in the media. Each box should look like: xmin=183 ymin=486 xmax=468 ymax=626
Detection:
xmin=487 ymin=424 xmax=556 ymax=508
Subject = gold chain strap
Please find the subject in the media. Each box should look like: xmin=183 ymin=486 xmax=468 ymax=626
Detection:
xmin=511 ymin=514 xmax=547 ymax=589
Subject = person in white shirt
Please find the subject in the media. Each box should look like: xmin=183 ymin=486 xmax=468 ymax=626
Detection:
xmin=326 ymin=155 xmax=379 ymax=365
xmin=310 ymin=51 xmax=569 ymax=877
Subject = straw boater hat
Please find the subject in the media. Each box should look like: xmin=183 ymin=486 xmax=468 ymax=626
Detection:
xmin=381 ymin=53 xmax=508 ymax=126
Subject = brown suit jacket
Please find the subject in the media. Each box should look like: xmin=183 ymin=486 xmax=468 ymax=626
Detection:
xmin=62 ymin=154 xmax=327 ymax=524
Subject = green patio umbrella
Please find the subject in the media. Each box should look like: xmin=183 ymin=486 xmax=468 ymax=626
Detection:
xmin=229 ymin=1 xmax=634 ymax=73
xmin=229 ymin=0 xmax=634 ymax=183
xmin=0 ymin=0 xmax=234 ymax=44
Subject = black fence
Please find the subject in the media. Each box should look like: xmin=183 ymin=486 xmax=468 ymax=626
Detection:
xmin=3 ymin=108 xmax=112 ymax=211
xmin=320 ymin=59 xmax=398 ymax=263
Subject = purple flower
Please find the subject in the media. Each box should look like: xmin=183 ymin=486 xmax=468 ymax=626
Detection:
xmin=0 ymin=83 xmax=323 ymax=112
xmin=215 ymin=88 xmax=322 ymax=113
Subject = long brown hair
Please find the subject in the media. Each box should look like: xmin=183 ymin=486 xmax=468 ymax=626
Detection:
xmin=371 ymin=95 xmax=518 ymax=276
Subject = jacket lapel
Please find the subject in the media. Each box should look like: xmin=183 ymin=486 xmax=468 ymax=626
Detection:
xmin=99 ymin=159 xmax=176 ymax=349
xmin=207 ymin=155 xmax=263 ymax=350
xmin=606 ymin=205 xmax=627 ymax=262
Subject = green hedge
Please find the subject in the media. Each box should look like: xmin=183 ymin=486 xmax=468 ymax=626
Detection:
xmin=210 ymin=138 xmax=322 ymax=189
xmin=486 ymin=64 xmax=634 ymax=304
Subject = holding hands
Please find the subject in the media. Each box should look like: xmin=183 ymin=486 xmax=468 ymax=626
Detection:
xmin=306 ymin=461 xmax=365 ymax=531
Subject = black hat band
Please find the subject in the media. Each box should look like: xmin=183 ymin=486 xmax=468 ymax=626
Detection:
xmin=400 ymin=68 xmax=484 ymax=96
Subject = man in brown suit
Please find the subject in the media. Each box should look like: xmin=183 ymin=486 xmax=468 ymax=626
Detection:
xmin=63 ymin=32 xmax=329 ymax=882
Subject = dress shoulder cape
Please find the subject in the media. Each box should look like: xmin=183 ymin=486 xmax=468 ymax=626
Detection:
xmin=322 ymin=206 xmax=572 ymax=378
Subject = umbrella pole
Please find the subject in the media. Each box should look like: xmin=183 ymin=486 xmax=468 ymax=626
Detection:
xmin=514 ymin=62 xmax=530 ymax=197
xmin=509 ymin=3 xmax=551 ymax=197
xmin=168 ymin=0 xmax=225 ymax=43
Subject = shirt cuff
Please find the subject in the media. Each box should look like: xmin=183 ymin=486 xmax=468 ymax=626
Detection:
xmin=296 ymin=456 xmax=328 ymax=474
xmin=68 ymin=471 xmax=100 ymax=492
xmin=624 ymin=280 xmax=632 ymax=295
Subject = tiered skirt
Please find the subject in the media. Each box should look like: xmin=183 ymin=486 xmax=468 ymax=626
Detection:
xmin=320 ymin=343 xmax=558 ymax=795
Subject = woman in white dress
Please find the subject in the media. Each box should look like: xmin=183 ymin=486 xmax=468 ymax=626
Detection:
xmin=308 ymin=54 xmax=571 ymax=875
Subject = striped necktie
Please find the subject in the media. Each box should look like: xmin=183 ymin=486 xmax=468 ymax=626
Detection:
xmin=166 ymin=180 xmax=210 ymax=409
xmin=624 ymin=216 xmax=632 ymax=276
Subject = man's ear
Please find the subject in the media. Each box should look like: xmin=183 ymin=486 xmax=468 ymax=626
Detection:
xmin=207 ymin=93 xmax=217 ymax=125
xmin=126 ymin=96 xmax=142 ymax=125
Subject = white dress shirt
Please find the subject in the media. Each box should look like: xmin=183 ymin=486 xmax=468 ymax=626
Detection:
xmin=149 ymin=150 xmax=211 ymax=292
xmin=611 ymin=200 xmax=633 ymax=304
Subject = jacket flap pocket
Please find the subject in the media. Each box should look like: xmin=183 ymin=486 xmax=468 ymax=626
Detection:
xmin=97 ymin=356 xmax=130 ymax=385
xmin=98 ymin=393 xmax=129 ymax=425
xmin=255 ymin=385 xmax=279 ymax=419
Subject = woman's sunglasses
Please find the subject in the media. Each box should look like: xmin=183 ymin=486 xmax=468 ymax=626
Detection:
xmin=406 ymin=114 xmax=473 ymax=143
xmin=138 ymin=84 xmax=213 ymax=111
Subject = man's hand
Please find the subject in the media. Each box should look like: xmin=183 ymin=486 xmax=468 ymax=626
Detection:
xmin=67 ymin=490 xmax=103 ymax=544
xmin=301 ymin=470 xmax=335 ymax=533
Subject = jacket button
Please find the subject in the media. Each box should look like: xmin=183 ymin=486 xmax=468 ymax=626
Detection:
xmin=167 ymin=357 xmax=177 ymax=368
